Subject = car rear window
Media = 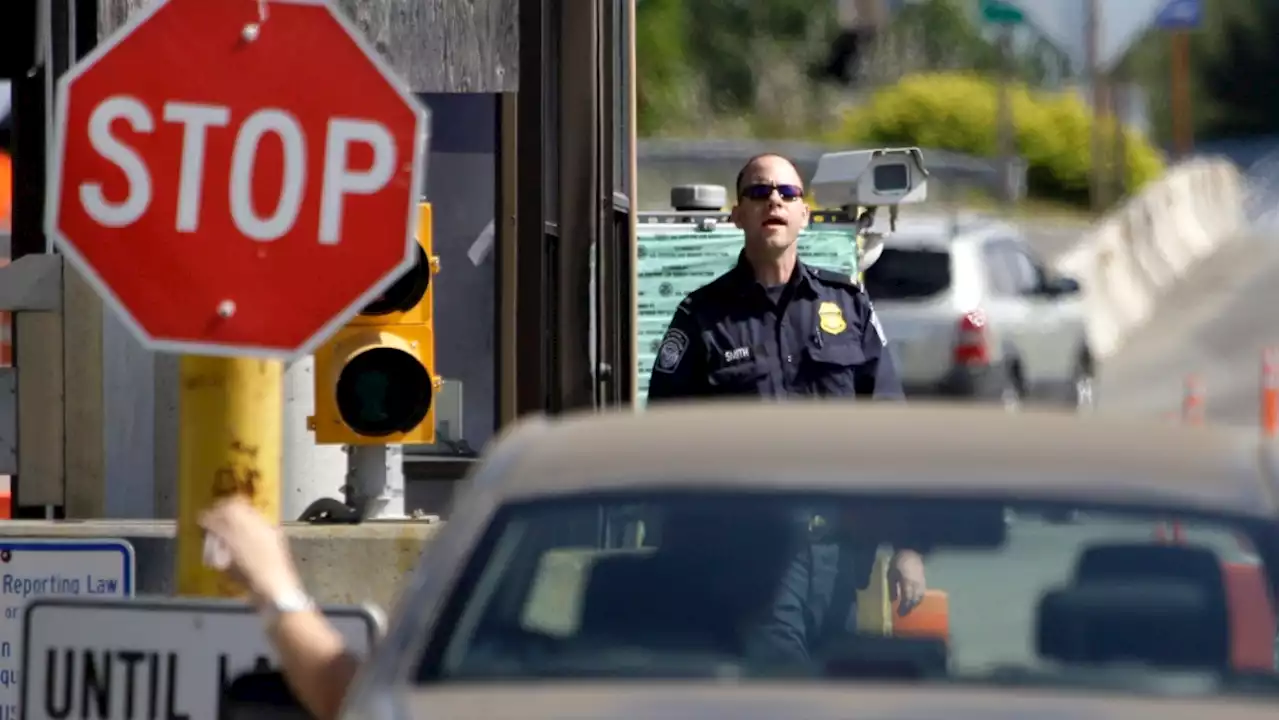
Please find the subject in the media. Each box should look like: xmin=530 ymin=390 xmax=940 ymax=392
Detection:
xmin=420 ymin=490 xmax=1275 ymax=698
xmin=863 ymin=247 xmax=952 ymax=300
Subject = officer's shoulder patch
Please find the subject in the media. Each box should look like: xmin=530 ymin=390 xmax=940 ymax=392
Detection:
xmin=654 ymin=328 xmax=690 ymax=374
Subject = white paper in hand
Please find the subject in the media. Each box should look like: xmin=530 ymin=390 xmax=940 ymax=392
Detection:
xmin=202 ymin=532 xmax=231 ymax=571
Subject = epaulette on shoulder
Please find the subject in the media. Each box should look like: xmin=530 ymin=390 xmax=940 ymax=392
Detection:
xmin=809 ymin=265 xmax=862 ymax=291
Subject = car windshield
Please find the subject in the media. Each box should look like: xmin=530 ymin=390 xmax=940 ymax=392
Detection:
xmin=419 ymin=492 xmax=1276 ymax=699
xmin=862 ymin=247 xmax=952 ymax=300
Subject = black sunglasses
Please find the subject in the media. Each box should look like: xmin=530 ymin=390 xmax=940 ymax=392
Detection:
xmin=739 ymin=183 xmax=804 ymax=202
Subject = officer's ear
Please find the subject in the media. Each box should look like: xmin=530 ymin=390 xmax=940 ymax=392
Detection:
xmin=730 ymin=199 xmax=745 ymax=229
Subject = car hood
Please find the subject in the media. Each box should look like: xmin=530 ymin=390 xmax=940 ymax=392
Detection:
xmin=391 ymin=682 xmax=1273 ymax=720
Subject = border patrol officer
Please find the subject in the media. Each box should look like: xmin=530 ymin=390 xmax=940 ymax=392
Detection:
xmin=647 ymin=153 xmax=925 ymax=664
xmin=646 ymin=157 xmax=903 ymax=402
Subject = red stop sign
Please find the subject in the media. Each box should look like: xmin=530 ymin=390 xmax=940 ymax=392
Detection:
xmin=47 ymin=0 xmax=427 ymax=359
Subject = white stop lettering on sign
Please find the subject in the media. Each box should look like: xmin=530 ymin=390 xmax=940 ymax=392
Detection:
xmin=77 ymin=95 xmax=397 ymax=244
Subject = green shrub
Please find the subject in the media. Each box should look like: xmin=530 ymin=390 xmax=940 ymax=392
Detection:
xmin=833 ymin=72 xmax=1166 ymax=207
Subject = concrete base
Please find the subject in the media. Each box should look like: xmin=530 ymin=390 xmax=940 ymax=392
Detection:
xmin=0 ymin=520 xmax=443 ymax=612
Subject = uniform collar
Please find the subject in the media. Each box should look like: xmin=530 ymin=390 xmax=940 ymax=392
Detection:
xmin=732 ymin=250 xmax=819 ymax=298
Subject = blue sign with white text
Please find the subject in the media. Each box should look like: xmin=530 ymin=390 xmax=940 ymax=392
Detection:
xmin=1154 ymin=0 xmax=1201 ymax=29
xmin=0 ymin=538 xmax=134 ymax=719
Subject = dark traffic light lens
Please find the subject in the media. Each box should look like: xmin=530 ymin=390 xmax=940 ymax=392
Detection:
xmin=335 ymin=348 xmax=433 ymax=437
xmin=362 ymin=245 xmax=430 ymax=316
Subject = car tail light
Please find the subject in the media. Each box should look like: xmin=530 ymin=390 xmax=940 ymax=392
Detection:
xmin=953 ymin=310 xmax=989 ymax=364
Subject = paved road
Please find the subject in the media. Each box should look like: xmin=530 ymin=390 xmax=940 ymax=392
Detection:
xmin=1097 ymin=230 xmax=1279 ymax=428
xmin=929 ymin=225 xmax=1275 ymax=672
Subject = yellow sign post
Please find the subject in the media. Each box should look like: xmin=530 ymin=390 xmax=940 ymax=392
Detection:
xmin=175 ymin=356 xmax=283 ymax=597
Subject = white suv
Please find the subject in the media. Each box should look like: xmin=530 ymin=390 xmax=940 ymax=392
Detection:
xmin=863 ymin=216 xmax=1095 ymax=410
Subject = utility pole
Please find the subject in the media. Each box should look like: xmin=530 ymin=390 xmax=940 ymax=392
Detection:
xmin=1170 ymin=29 xmax=1194 ymax=157
xmin=1110 ymin=67 xmax=1129 ymax=202
xmin=978 ymin=0 xmax=1025 ymax=205
xmin=995 ymin=25 xmax=1017 ymax=205
xmin=1085 ymin=0 xmax=1109 ymax=214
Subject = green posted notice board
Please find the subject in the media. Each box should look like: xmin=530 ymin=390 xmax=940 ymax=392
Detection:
xmin=635 ymin=227 xmax=860 ymax=404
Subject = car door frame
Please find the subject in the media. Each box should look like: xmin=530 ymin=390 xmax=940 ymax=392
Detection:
xmin=979 ymin=236 xmax=1042 ymax=379
xmin=1003 ymin=238 xmax=1076 ymax=387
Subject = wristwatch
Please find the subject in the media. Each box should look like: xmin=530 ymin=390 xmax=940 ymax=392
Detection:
xmin=260 ymin=586 xmax=315 ymax=627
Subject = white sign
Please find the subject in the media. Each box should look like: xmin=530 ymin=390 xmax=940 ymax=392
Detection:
xmin=0 ymin=539 xmax=134 ymax=720
xmin=20 ymin=597 xmax=380 ymax=720
xmin=1003 ymin=0 xmax=1167 ymax=72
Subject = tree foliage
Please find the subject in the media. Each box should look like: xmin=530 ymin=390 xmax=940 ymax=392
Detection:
xmin=636 ymin=0 xmax=1273 ymax=143
xmin=836 ymin=72 xmax=1165 ymax=206
xmin=1183 ymin=0 xmax=1276 ymax=139
xmin=635 ymin=0 xmax=1066 ymax=137
xmin=635 ymin=0 xmax=838 ymax=136
xmin=1106 ymin=0 xmax=1274 ymax=144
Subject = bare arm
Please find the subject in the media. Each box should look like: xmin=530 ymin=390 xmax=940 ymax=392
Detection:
xmin=199 ymin=498 xmax=364 ymax=720
xmin=263 ymin=606 xmax=362 ymax=720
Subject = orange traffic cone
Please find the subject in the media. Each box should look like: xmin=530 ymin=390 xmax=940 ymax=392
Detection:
xmin=1182 ymin=374 xmax=1206 ymax=426
xmin=1259 ymin=348 xmax=1280 ymax=438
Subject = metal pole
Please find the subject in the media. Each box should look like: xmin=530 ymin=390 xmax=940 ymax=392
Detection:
xmin=1110 ymin=72 xmax=1128 ymax=200
xmin=282 ymin=356 xmax=347 ymax=521
xmin=1086 ymin=0 xmax=1106 ymax=213
xmin=175 ymin=356 xmax=283 ymax=596
xmin=1170 ymin=30 xmax=1193 ymax=158
xmin=995 ymin=26 xmax=1016 ymax=205
xmin=346 ymin=445 xmax=406 ymax=520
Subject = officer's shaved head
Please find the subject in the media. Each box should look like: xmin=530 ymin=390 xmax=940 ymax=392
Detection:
xmin=731 ymin=154 xmax=809 ymax=259
xmin=735 ymin=153 xmax=804 ymax=195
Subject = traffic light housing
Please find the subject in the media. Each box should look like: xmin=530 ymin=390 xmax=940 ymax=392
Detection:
xmin=311 ymin=202 xmax=439 ymax=445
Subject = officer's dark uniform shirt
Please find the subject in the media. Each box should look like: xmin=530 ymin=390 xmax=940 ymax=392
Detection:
xmin=646 ymin=253 xmax=904 ymax=402
xmin=644 ymin=252 xmax=905 ymax=664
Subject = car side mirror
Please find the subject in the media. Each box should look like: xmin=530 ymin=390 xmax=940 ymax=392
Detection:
xmin=220 ymin=670 xmax=310 ymax=720
xmin=1040 ymin=275 xmax=1080 ymax=297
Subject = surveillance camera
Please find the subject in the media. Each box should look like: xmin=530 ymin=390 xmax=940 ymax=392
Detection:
xmin=809 ymin=147 xmax=929 ymax=209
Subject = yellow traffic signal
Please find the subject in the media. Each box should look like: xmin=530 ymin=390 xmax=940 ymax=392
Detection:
xmin=311 ymin=202 xmax=439 ymax=445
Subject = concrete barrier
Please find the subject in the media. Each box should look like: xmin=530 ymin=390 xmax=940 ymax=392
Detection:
xmin=1054 ymin=159 xmax=1246 ymax=359
xmin=0 ymin=520 xmax=442 ymax=612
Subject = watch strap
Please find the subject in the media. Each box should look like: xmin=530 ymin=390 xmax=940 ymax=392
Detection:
xmin=261 ymin=587 xmax=315 ymax=626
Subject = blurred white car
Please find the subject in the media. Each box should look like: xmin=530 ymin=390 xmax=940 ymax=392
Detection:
xmin=862 ymin=216 xmax=1094 ymax=410
xmin=225 ymin=404 xmax=1277 ymax=719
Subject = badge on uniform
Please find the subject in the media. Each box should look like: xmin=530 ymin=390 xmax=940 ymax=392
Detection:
xmin=654 ymin=328 xmax=689 ymax=374
xmin=818 ymin=301 xmax=847 ymax=335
